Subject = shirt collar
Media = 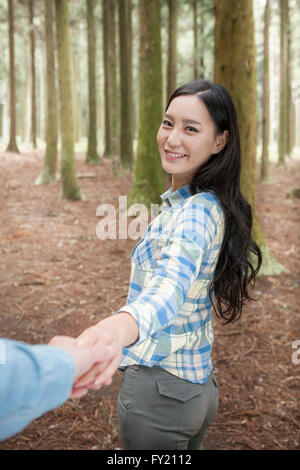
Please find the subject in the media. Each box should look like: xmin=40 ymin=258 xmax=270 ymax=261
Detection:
xmin=160 ymin=183 xmax=193 ymax=208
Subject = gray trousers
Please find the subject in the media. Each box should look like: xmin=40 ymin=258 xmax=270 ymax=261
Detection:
xmin=117 ymin=365 xmax=218 ymax=450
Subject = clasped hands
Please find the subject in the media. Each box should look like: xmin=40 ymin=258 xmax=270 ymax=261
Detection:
xmin=48 ymin=324 xmax=122 ymax=399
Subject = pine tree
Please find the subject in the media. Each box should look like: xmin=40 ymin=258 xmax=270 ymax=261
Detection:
xmin=28 ymin=0 xmax=36 ymax=148
xmin=102 ymin=0 xmax=118 ymax=168
xmin=6 ymin=0 xmax=19 ymax=153
xmin=167 ymin=0 xmax=178 ymax=100
xmin=215 ymin=0 xmax=287 ymax=275
xmin=35 ymin=0 xmax=58 ymax=185
xmin=86 ymin=0 xmax=100 ymax=163
xmin=55 ymin=0 xmax=83 ymax=200
xmin=128 ymin=0 xmax=165 ymax=208
xmin=260 ymin=0 xmax=270 ymax=182
xmin=278 ymin=0 xmax=289 ymax=167
xmin=118 ymin=0 xmax=134 ymax=171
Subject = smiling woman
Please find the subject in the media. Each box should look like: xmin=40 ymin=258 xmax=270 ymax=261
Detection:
xmin=157 ymin=94 xmax=229 ymax=191
xmin=74 ymin=79 xmax=262 ymax=451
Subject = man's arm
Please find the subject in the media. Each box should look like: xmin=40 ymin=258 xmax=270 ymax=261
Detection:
xmin=0 ymin=337 xmax=115 ymax=441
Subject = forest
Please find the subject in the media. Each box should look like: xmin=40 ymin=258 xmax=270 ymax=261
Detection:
xmin=0 ymin=0 xmax=299 ymax=451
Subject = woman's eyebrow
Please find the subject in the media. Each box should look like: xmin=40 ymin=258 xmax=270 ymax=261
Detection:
xmin=164 ymin=113 xmax=201 ymax=126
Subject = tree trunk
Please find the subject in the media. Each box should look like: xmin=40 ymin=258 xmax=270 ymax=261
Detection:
xmin=278 ymin=0 xmax=289 ymax=167
xmin=39 ymin=44 xmax=46 ymax=142
xmin=35 ymin=0 xmax=58 ymax=185
xmin=193 ymin=0 xmax=198 ymax=79
xmin=102 ymin=0 xmax=118 ymax=169
xmin=199 ymin=1 xmax=205 ymax=78
xmin=118 ymin=0 xmax=134 ymax=171
xmin=260 ymin=0 xmax=270 ymax=182
xmin=29 ymin=0 xmax=37 ymax=148
xmin=167 ymin=0 xmax=178 ymax=100
xmin=102 ymin=0 xmax=110 ymax=157
xmin=86 ymin=0 xmax=100 ymax=163
xmin=128 ymin=0 xmax=165 ymax=209
xmin=71 ymin=35 xmax=81 ymax=144
xmin=286 ymin=0 xmax=293 ymax=157
xmin=215 ymin=0 xmax=287 ymax=275
xmin=6 ymin=0 xmax=19 ymax=153
xmin=55 ymin=0 xmax=82 ymax=200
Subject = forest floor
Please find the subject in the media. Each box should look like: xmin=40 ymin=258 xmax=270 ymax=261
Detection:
xmin=0 ymin=149 xmax=299 ymax=451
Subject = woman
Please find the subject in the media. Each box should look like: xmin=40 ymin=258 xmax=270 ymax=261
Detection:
xmin=73 ymin=80 xmax=262 ymax=450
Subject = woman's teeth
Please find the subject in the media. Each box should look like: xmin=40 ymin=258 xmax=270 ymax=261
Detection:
xmin=165 ymin=151 xmax=187 ymax=158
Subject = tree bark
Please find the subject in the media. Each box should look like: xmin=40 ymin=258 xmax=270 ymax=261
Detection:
xmin=35 ymin=0 xmax=58 ymax=185
xmin=128 ymin=0 xmax=165 ymax=209
xmin=286 ymin=0 xmax=293 ymax=157
xmin=260 ymin=0 xmax=270 ymax=182
xmin=102 ymin=0 xmax=110 ymax=157
xmin=29 ymin=0 xmax=37 ymax=148
xmin=86 ymin=0 xmax=100 ymax=163
xmin=215 ymin=0 xmax=287 ymax=275
xmin=278 ymin=0 xmax=289 ymax=166
xmin=102 ymin=0 xmax=118 ymax=168
xmin=167 ymin=0 xmax=178 ymax=100
xmin=118 ymin=0 xmax=134 ymax=171
xmin=55 ymin=0 xmax=82 ymax=200
xmin=6 ymin=0 xmax=19 ymax=153
xmin=39 ymin=44 xmax=46 ymax=142
xmin=193 ymin=0 xmax=198 ymax=79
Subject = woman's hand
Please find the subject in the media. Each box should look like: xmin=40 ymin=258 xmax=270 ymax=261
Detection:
xmin=71 ymin=312 xmax=139 ymax=397
xmin=48 ymin=334 xmax=116 ymax=399
xmin=71 ymin=325 xmax=123 ymax=394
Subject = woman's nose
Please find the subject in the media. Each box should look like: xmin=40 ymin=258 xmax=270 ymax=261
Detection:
xmin=167 ymin=128 xmax=181 ymax=147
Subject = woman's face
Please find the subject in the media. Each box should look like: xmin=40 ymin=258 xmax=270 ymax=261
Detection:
xmin=157 ymin=95 xmax=226 ymax=191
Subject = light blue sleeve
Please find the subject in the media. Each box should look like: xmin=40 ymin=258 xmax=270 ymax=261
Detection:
xmin=0 ymin=338 xmax=75 ymax=441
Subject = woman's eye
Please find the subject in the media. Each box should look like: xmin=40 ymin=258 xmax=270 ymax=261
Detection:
xmin=162 ymin=120 xmax=172 ymax=127
xmin=185 ymin=126 xmax=198 ymax=133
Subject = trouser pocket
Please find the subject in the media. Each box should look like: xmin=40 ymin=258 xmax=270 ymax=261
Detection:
xmin=117 ymin=365 xmax=139 ymax=416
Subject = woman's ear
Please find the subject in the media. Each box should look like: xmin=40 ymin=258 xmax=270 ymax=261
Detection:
xmin=212 ymin=130 xmax=229 ymax=154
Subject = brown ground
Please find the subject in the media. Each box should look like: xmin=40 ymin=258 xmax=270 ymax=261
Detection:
xmin=0 ymin=149 xmax=299 ymax=450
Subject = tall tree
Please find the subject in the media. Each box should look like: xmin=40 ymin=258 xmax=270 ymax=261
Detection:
xmin=167 ymin=0 xmax=178 ymax=100
xmin=278 ymin=0 xmax=289 ymax=167
xmin=102 ymin=0 xmax=118 ymax=166
xmin=260 ymin=0 xmax=270 ymax=182
xmin=86 ymin=0 xmax=100 ymax=163
xmin=35 ymin=0 xmax=58 ymax=185
xmin=193 ymin=0 xmax=199 ymax=79
xmin=215 ymin=0 xmax=286 ymax=275
xmin=6 ymin=0 xmax=19 ymax=153
xmin=55 ymin=0 xmax=82 ymax=200
xmin=39 ymin=45 xmax=46 ymax=142
xmin=71 ymin=32 xmax=81 ymax=144
xmin=286 ymin=0 xmax=293 ymax=157
xmin=118 ymin=0 xmax=134 ymax=171
xmin=128 ymin=0 xmax=165 ymax=208
xmin=28 ymin=0 xmax=37 ymax=148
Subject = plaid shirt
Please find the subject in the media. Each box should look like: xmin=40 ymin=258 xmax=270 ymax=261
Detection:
xmin=115 ymin=183 xmax=225 ymax=383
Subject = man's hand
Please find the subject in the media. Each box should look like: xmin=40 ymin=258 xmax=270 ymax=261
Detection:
xmin=72 ymin=325 xmax=123 ymax=392
xmin=72 ymin=313 xmax=139 ymax=393
xmin=48 ymin=335 xmax=116 ymax=398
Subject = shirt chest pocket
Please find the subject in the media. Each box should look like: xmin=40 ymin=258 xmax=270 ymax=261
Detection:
xmin=131 ymin=236 xmax=167 ymax=271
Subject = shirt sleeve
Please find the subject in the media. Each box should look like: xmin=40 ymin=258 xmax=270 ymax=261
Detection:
xmin=0 ymin=339 xmax=75 ymax=441
xmin=116 ymin=199 xmax=217 ymax=346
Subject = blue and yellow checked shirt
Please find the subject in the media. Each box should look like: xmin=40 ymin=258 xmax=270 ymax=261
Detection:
xmin=115 ymin=183 xmax=225 ymax=384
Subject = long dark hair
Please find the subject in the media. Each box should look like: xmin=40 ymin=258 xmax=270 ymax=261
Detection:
xmin=166 ymin=80 xmax=262 ymax=324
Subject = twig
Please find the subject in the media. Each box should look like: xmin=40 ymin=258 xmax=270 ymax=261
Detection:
xmin=215 ymin=330 xmax=242 ymax=336
xmin=281 ymin=376 xmax=300 ymax=384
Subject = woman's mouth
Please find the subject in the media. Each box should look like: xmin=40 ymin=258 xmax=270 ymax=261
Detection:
xmin=165 ymin=150 xmax=188 ymax=161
